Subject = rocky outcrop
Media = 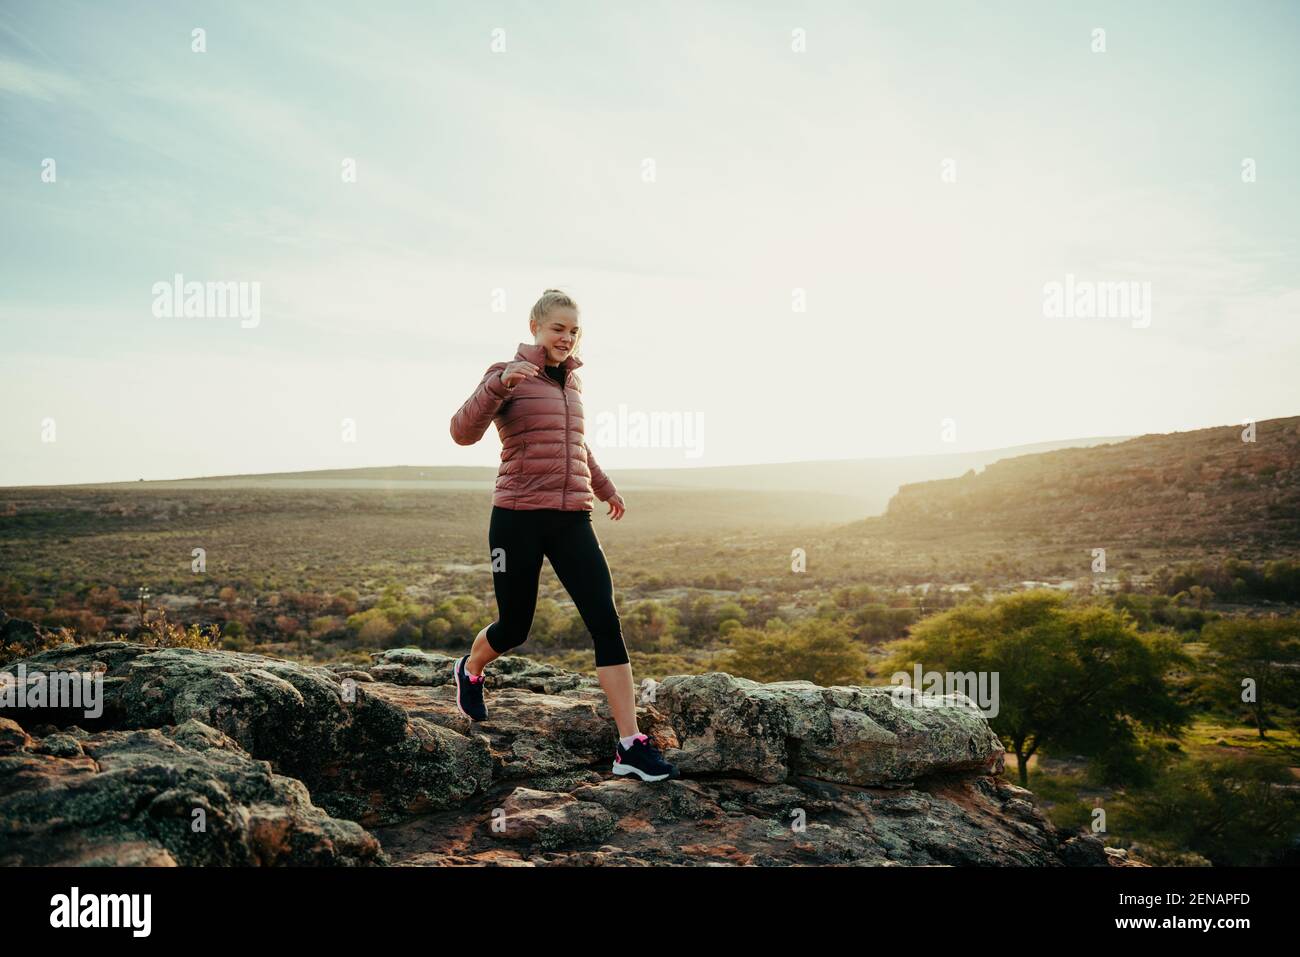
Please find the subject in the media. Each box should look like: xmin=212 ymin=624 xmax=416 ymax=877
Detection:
xmin=0 ymin=632 xmax=1127 ymax=866
xmin=357 ymin=649 xmax=678 ymax=785
xmin=0 ymin=717 xmax=384 ymax=866
xmin=0 ymin=641 xmax=490 ymax=826
xmin=650 ymin=672 xmax=1004 ymax=786
xmin=375 ymin=760 xmax=1117 ymax=867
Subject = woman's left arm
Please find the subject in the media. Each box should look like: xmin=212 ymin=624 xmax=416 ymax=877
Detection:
xmin=584 ymin=440 xmax=617 ymax=502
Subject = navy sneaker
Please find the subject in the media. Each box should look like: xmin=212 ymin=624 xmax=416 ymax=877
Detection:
xmin=612 ymin=733 xmax=679 ymax=782
xmin=453 ymin=655 xmax=488 ymax=721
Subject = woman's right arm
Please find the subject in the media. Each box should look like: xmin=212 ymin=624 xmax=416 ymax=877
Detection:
xmin=450 ymin=363 xmax=512 ymax=445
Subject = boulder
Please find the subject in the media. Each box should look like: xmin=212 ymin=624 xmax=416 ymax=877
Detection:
xmin=1 ymin=642 xmax=491 ymax=826
xmin=650 ymin=672 xmax=1004 ymax=786
xmin=0 ymin=717 xmax=385 ymax=866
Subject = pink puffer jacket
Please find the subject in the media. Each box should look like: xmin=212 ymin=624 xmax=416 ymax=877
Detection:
xmin=450 ymin=341 xmax=618 ymax=510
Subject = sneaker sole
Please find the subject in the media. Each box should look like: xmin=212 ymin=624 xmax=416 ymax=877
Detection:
xmin=611 ymin=762 xmax=671 ymax=782
xmin=453 ymin=656 xmax=487 ymax=721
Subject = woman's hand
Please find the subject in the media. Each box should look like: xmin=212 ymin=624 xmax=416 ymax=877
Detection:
xmin=500 ymin=360 xmax=539 ymax=389
xmin=605 ymin=493 xmax=626 ymax=521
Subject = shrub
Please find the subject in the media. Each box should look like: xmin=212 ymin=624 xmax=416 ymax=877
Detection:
xmin=357 ymin=616 xmax=396 ymax=646
xmin=139 ymin=608 xmax=220 ymax=649
xmin=720 ymin=618 xmax=869 ymax=686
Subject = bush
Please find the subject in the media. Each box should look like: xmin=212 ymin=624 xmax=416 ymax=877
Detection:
xmin=622 ymin=600 xmax=682 ymax=654
xmin=221 ymin=632 xmax=253 ymax=652
xmin=356 ymin=616 xmax=396 ymax=646
xmin=423 ymin=617 xmax=452 ymax=646
xmin=139 ymin=608 xmax=220 ymax=649
xmin=720 ymin=618 xmax=869 ymax=685
xmin=0 ymin=624 xmax=75 ymax=668
xmin=274 ymin=615 xmax=301 ymax=637
xmin=309 ymin=616 xmax=345 ymax=640
xmin=1117 ymin=754 xmax=1300 ymax=866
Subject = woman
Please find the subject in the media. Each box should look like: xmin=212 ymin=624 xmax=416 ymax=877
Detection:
xmin=448 ymin=289 xmax=678 ymax=783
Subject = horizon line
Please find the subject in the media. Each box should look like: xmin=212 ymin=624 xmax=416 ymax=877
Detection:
xmin=1 ymin=431 xmax=1140 ymax=490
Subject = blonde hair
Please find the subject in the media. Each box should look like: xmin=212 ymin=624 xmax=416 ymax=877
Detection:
xmin=530 ymin=289 xmax=581 ymax=358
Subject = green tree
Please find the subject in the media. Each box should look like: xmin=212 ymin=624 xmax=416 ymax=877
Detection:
xmin=1201 ymin=615 xmax=1300 ymax=739
xmin=881 ymin=590 xmax=1191 ymax=786
xmin=1120 ymin=754 xmax=1300 ymax=866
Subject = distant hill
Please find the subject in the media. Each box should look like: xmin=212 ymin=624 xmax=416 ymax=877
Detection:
xmin=35 ymin=435 xmax=1132 ymax=520
xmin=869 ymin=416 xmax=1300 ymax=557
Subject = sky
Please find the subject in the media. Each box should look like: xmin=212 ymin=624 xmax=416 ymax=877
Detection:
xmin=2 ymin=0 xmax=1298 ymax=486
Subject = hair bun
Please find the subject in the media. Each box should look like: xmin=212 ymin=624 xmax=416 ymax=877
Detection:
xmin=544 ymin=288 xmax=562 ymax=293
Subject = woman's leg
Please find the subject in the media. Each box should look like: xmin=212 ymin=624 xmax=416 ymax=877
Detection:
xmin=469 ymin=506 xmax=545 ymax=675
xmin=465 ymin=624 xmax=499 ymax=677
xmin=543 ymin=511 xmax=638 ymax=737
xmin=595 ymin=662 xmax=639 ymax=739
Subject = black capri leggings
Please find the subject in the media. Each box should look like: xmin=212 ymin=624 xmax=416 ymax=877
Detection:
xmin=484 ymin=505 xmax=630 ymax=667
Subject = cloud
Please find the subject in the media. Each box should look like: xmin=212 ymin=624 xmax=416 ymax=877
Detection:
xmin=0 ymin=56 xmax=79 ymax=100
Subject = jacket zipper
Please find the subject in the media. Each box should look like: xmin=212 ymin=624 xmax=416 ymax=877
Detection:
xmin=560 ymin=370 xmax=570 ymax=509
xmin=534 ymin=363 xmax=572 ymax=509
